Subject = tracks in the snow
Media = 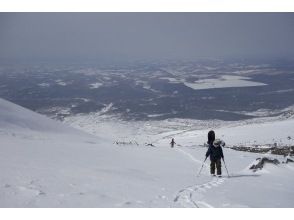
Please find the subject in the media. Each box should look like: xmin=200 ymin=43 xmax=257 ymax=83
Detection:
xmin=173 ymin=177 xmax=225 ymax=208
xmin=173 ymin=147 xmax=225 ymax=208
xmin=175 ymin=148 xmax=205 ymax=165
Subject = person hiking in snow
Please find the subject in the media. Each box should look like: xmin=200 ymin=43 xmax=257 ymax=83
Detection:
xmin=170 ymin=138 xmax=176 ymax=148
xmin=205 ymin=130 xmax=225 ymax=176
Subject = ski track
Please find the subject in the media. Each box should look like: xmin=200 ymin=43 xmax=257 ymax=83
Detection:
xmin=175 ymin=148 xmax=204 ymax=165
xmin=173 ymin=146 xmax=262 ymax=207
xmin=173 ymin=146 xmax=225 ymax=208
xmin=173 ymin=177 xmax=225 ymax=208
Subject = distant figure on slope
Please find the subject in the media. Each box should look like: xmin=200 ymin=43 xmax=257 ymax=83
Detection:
xmin=170 ymin=138 xmax=176 ymax=148
xmin=205 ymin=130 xmax=225 ymax=177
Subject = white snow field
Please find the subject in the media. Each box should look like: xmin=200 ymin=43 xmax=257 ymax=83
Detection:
xmin=183 ymin=75 xmax=267 ymax=90
xmin=0 ymin=98 xmax=294 ymax=207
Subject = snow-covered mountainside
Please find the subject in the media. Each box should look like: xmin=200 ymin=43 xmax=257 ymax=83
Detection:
xmin=0 ymin=98 xmax=294 ymax=207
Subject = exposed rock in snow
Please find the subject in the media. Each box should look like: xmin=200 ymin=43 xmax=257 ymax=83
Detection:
xmin=230 ymin=145 xmax=294 ymax=156
xmin=249 ymin=157 xmax=280 ymax=171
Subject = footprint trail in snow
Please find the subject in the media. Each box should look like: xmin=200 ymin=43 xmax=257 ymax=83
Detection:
xmin=173 ymin=177 xmax=225 ymax=208
xmin=173 ymin=147 xmax=225 ymax=208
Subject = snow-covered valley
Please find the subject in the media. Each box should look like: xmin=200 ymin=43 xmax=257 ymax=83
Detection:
xmin=0 ymin=98 xmax=294 ymax=207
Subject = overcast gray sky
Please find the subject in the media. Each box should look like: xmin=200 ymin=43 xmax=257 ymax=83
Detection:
xmin=0 ymin=13 xmax=294 ymax=63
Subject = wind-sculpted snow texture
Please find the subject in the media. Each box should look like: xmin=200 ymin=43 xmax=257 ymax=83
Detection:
xmin=0 ymin=98 xmax=294 ymax=207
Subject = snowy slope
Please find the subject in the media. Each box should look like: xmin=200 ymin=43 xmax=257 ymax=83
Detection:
xmin=158 ymin=118 xmax=294 ymax=148
xmin=0 ymin=98 xmax=84 ymax=135
xmin=0 ymin=98 xmax=208 ymax=207
xmin=0 ymin=98 xmax=294 ymax=207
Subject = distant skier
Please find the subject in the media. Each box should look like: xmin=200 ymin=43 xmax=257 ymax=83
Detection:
xmin=205 ymin=130 xmax=225 ymax=177
xmin=170 ymin=138 xmax=176 ymax=148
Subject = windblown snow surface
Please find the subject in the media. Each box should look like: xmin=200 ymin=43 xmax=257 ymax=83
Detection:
xmin=0 ymin=98 xmax=294 ymax=207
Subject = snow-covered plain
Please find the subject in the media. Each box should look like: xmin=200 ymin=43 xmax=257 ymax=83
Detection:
xmin=157 ymin=74 xmax=267 ymax=90
xmin=89 ymin=82 xmax=103 ymax=89
xmin=183 ymin=75 xmax=267 ymax=90
xmin=0 ymin=98 xmax=294 ymax=207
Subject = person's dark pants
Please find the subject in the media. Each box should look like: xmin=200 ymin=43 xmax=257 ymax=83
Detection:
xmin=210 ymin=159 xmax=222 ymax=175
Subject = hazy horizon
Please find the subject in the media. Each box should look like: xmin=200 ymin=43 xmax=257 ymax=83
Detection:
xmin=1 ymin=13 xmax=294 ymax=63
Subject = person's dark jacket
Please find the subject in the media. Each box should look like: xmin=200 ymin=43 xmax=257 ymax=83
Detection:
xmin=206 ymin=144 xmax=224 ymax=161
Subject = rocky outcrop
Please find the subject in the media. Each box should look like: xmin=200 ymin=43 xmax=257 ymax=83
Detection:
xmin=230 ymin=145 xmax=294 ymax=156
xmin=250 ymin=157 xmax=280 ymax=171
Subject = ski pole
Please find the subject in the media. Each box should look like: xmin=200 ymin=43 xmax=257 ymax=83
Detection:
xmin=222 ymin=158 xmax=230 ymax=178
xmin=197 ymin=156 xmax=208 ymax=177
